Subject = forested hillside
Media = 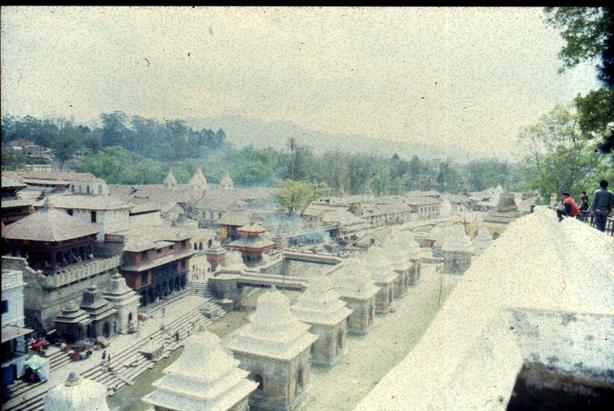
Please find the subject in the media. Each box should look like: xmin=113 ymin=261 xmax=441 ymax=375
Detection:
xmin=1 ymin=112 xmax=520 ymax=194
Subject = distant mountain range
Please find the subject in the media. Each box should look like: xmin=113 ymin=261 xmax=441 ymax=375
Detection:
xmin=186 ymin=115 xmax=485 ymax=163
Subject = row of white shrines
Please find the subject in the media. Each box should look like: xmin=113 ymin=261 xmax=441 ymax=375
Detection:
xmin=43 ymin=228 xmax=443 ymax=411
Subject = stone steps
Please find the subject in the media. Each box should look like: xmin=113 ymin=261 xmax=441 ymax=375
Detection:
xmin=2 ymin=300 xmax=212 ymax=411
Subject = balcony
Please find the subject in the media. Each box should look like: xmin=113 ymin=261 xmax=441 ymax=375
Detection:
xmin=40 ymin=255 xmax=121 ymax=289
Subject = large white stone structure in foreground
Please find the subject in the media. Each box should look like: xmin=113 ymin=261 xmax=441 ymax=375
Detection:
xmin=356 ymin=208 xmax=614 ymax=410
xmin=44 ymin=372 xmax=109 ymax=411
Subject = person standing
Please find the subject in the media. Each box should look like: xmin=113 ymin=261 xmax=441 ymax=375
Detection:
xmin=591 ymin=180 xmax=614 ymax=232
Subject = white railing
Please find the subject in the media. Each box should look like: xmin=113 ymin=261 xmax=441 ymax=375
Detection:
xmin=42 ymin=255 xmax=121 ymax=289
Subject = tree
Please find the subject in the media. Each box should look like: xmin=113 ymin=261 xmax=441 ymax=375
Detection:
xmin=276 ymin=179 xmax=331 ymax=216
xmin=545 ymin=7 xmax=614 ymax=153
xmin=100 ymin=111 xmax=129 ymax=147
xmin=518 ymin=105 xmax=610 ymax=200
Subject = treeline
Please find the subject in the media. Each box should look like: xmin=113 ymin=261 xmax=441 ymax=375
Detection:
xmin=1 ymin=113 xmax=520 ymax=193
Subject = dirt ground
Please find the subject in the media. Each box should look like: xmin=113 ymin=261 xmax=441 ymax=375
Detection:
xmin=296 ymin=265 xmax=459 ymax=411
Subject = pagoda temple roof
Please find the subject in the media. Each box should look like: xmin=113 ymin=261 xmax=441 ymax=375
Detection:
xmin=1 ymin=209 xmax=98 ymax=242
xmin=227 ymin=236 xmax=275 ymax=252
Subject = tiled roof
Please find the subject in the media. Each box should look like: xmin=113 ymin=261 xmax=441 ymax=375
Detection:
xmin=21 ymin=170 xmax=101 ymax=183
xmin=47 ymin=193 xmax=132 ymax=211
xmin=1 ymin=178 xmax=27 ymax=189
xmin=2 ymin=209 xmax=99 ymax=242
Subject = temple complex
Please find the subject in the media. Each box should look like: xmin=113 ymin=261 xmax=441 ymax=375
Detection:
xmin=1 ymin=209 xmax=120 ymax=333
xmin=225 ymin=287 xmax=318 ymax=411
xmin=142 ymin=326 xmax=257 ymax=411
xmin=482 ymin=192 xmax=523 ymax=238
xmin=364 ymin=247 xmax=397 ymax=314
xmin=441 ymin=225 xmax=473 ymax=275
xmin=290 ymin=276 xmax=352 ymax=366
xmin=189 ymin=168 xmax=208 ymax=190
xmin=333 ymin=259 xmax=379 ymax=334
xmin=102 ymin=270 xmax=140 ymax=334
xmin=43 ymin=372 xmax=109 ymax=411
xmin=227 ymin=224 xmax=275 ymax=266
xmin=472 ymin=227 xmax=493 ymax=256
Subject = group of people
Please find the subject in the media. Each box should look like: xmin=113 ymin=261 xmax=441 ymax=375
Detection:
xmin=555 ymin=180 xmax=614 ymax=232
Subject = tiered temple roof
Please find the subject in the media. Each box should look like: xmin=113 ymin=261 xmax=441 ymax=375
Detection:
xmin=333 ymin=258 xmax=379 ymax=300
xmin=483 ymin=192 xmax=523 ymax=225
xmin=43 ymin=372 xmax=109 ymax=411
xmin=226 ymin=287 xmax=318 ymax=360
xmin=79 ymin=286 xmax=117 ymax=322
xmin=54 ymin=302 xmax=91 ymax=328
xmin=291 ymin=276 xmax=352 ymax=326
xmin=142 ymin=327 xmax=257 ymax=411
xmin=2 ymin=209 xmax=98 ymax=242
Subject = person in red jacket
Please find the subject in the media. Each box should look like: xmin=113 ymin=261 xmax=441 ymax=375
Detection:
xmin=556 ymin=191 xmax=580 ymax=221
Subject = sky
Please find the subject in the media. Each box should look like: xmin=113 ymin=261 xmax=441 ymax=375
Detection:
xmin=1 ymin=6 xmax=599 ymax=158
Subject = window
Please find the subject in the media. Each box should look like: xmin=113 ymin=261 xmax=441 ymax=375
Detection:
xmin=86 ymin=185 xmax=91 ymax=194
xmin=157 ymin=248 xmax=161 ymax=254
xmin=1 ymin=300 xmax=8 ymax=314
xmin=67 ymin=209 xmax=73 ymax=216
xmin=141 ymin=251 xmax=148 ymax=261
xmin=169 ymin=244 xmax=174 ymax=250
xmin=90 ymin=211 xmax=97 ymax=223
xmin=141 ymin=272 xmax=148 ymax=286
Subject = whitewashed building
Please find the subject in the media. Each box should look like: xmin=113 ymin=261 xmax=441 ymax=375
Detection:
xmin=47 ymin=194 xmax=131 ymax=241
xmin=1 ymin=265 xmax=33 ymax=386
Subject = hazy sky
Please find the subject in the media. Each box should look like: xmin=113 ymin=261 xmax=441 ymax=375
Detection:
xmin=1 ymin=7 xmax=599 ymax=158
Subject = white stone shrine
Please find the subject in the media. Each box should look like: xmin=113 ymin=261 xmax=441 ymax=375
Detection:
xmin=44 ymin=372 xmax=109 ymax=411
xmin=225 ymin=287 xmax=318 ymax=411
xmin=364 ymin=247 xmax=397 ymax=314
xmin=333 ymin=258 xmax=379 ymax=334
xmin=142 ymin=326 xmax=257 ymax=411
xmin=102 ymin=270 xmax=140 ymax=334
xmin=291 ymin=275 xmax=352 ymax=366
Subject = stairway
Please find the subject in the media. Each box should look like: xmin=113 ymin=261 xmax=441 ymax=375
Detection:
xmin=3 ymin=301 xmax=214 ymax=411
